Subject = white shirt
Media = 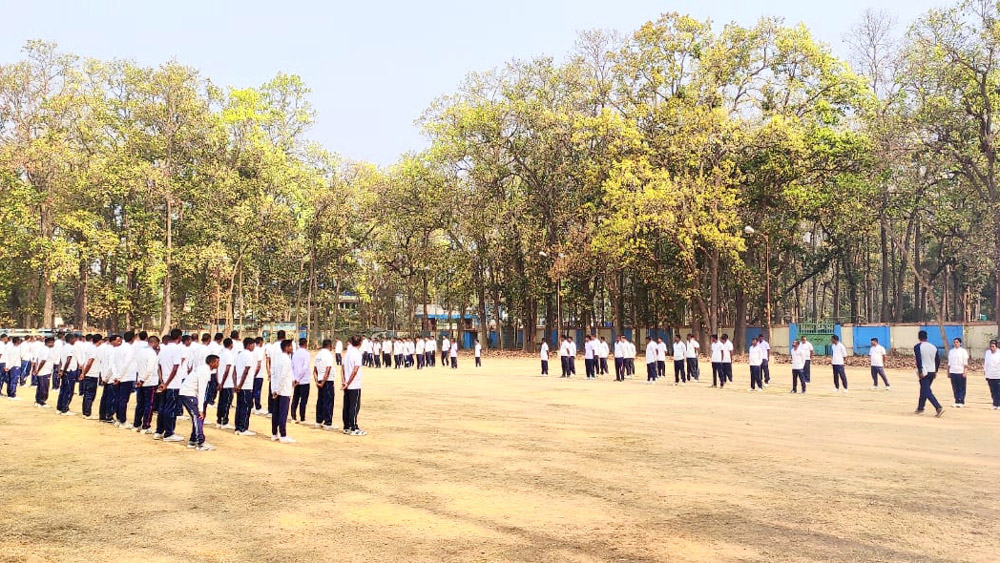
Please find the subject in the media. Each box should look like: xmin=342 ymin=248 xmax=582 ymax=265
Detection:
xmin=917 ymin=341 xmax=938 ymax=375
xmin=560 ymin=341 xmax=571 ymax=357
xmin=35 ymin=345 xmax=57 ymax=375
xmin=474 ymin=343 xmax=482 ymax=357
xmin=95 ymin=343 xmax=114 ymax=382
xmin=343 ymin=346 xmax=364 ymax=390
xmin=158 ymin=343 xmax=183 ymax=388
xmin=427 ymin=339 xmax=436 ymax=352
xmin=234 ymin=349 xmax=255 ymax=388
xmin=441 ymin=338 xmax=450 ymax=354
xmin=984 ymin=349 xmax=1000 ymax=379
xmin=672 ymin=341 xmax=686 ymax=361
xmin=645 ymin=341 xmax=657 ymax=364
xmin=800 ymin=341 xmax=814 ymax=360
xmin=265 ymin=341 xmax=282 ymax=376
xmin=748 ymin=344 xmax=762 ymax=367
xmin=253 ymin=346 xmax=266 ymax=378
xmin=111 ymin=342 xmax=136 ymax=382
xmin=831 ymin=342 xmax=847 ymax=365
xmin=179 ymin=364 xmax=211 ymax=413
xmin=710 ymin=341 xmax=722 ymax=363
xmin=758 ymin=340 xmax=770 ymax=360
xmin=314 ymin=348 xmax=334 ymax=383
xmin=948 ymin=347 xmax=969 ymax=374
xmin=613 ymin=341 xmax=624 ymax=358
xmin=584 ymin=341 xmax=595 ymax=359
xmin=685 ymin=339 xmax=699 ymax=359
xmin=870 ymin=344 xmax=887 ymax=368
xmin=271 ymin=352 xmax=294 ymax=396
xmin=61 ymin=343 xmax=79 ymax=371
xmin=790 ymin=346 xmax=805 ymax=370
xmin=626 ymin=342 xmax=636 ymax=359
xmin=450 ymin=342 xmax=458 ymax=357
xmin=656 ymin=341 xmax=667 ymax=361
xmin=136 ymin=346 xmax=159 ymax=387
xmin=568 ymin=341 xmax=577 ymax=356
xmin=335 ymin=340 xmax=343 ymax=354
xmin=720 ymin=341 xmax=734 ymax=364
xmin=598 ymin=341 xmax=609 ymax=359
xmin=4 ymin=342 xmax=21 ymax=365
xmin=416 ymin=339 xmax=425 ymax=354
xmin=539 ymin=342 xmax=549 ymax=360
xmin=218 ymin=348 xmax=237 ymax=387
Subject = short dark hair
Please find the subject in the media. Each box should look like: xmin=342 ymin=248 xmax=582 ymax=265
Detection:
xmin=243 ymin=337 xmax=254 ymax=347
xmin=299 ymin=337 xmax=307 ymax=347
xmin=918 ymin=330 xmax=928 ymax=340
xmin=280 ymin=339 xmax=293 ymax=352
xmin=138 ymin=331 xmax=148 ymax=340
xmin=871 ymin=338 xmax=878 ymax=343
xmin=223 ymin=338 xmax=233 ymax=347
xmin=322 ymin=339 xmax=332 ymax=348
xmin=205 ymin=354 xmax=219 ymax=365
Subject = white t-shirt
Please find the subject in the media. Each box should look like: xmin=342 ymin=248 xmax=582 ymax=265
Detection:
xmin=720 ymin=341 xmax=734 ymax=364
xmin=948 ymin=347 xmax=969 ymax=374
xmin=539 ymin=342 xmax=549 ymax=360
xmin=474 ymin=343 xmax=482 ymax=357
xmin=271 ymin=352 xmax=294 ymax=396
xmin=685 ymin=339 xmax=699 ymax=359
xmin=568 ymin=341 xmax=577 ymax=356
xmin=343 ymin=346 xmax=364 ymax=390
xmin=800 ymin=341 xmax=814 ymax=360
xmin=748 ymin=344 xmax=762 ymax=367
xmin=218 ymin=348 xmax=237 ymax=388
xmin=158 ymin=343 xmax=183 ymax=389
xmin=870 ymin=344 xmax=887 ymax=368
xmin=35 ymin=345 xmax=57 ymax=375
xmin=984 ymin=349 xmax=1000 ymax=379
xmin=656 ymin=341 xmax=667 ymax=361
xmin=790 ymin=346 xmax=805 ymax=370
xmin=314 ymin=348 xmax=334 ymax=382
xmin=112 ymin=342 xmax=136 ymax=382
xmin=710 ymin=341 xmax=722 ymax=363
xmin=234 ymin=349 xmax=255 ymax=388
xmin=441 ymin=339 xmax=450 ymax=354
xmin=450 ymin=342 xmax=458 ymax=357
xmin=584 ymin=341 xmax=594 ymax=360
xmin=645 ymin=341 xmax=657 ymax=364
xmin=136 ymin=346 xmax=159 ymax=387
xmin=759 ymin=340 xmax=770 ymax=360
xmin=61 ymin=343 xmax=79 ymax=371
xmin=672 ymin=341 xmax=685 ymax=361
xmin=335 ymin=340 xmax=344 ymax=354
xmin=253 ymin=346 xmax=265 ymax=378
xmin=831 ymin=342 xmax=847 ymax=366
xmin=179 ymin=364 xmax=211 ymax=413
xmin=598 ymin=341 xmax=609 ymax=359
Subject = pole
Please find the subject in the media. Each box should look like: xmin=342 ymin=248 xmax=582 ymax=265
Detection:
xmin=765 ymin=234 xmax=772 ymax=339
xmin=556 ymin=278 xmax=563 ymax=340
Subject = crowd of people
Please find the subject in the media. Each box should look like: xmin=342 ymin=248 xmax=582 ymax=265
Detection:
xmin=3 ymin=327 xmax=999 ymax=450
xmin=0 ymin=330 xmax=375 ymax=451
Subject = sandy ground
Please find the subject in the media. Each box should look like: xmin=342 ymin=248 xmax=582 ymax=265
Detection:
xmin=1 ymin=356 xmax=998 ymax=563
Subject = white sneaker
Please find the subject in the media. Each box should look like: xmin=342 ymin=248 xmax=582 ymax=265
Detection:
xmin=266 ymin=413 xmax=272 ymax=418
xmin=322 ymin=424 xmax=333 ymax=430
xmin=351 ymin=429 xmax=367 ymax=436
xmin=313 ymin=423 xmax=322 ymax=429
xmin=843 ymin=389 xmax=848 ymax=394
xmin=163 ymin=435 xmax=185 ymax=443
xmin=343 ymin=429 xmax=352 ymax=434
xmin=242 ymin=430 xmax=256 ymax=437
xmin=143 ymin=428 xmax=155 ymax=434
xmin=279 ymin=436 xmax=296 ymax=444
xmin=221 ymin=424 xmax=235 ymax=430
xmin=186 ymin=442 xmax=197 ymax=449
xmin=871 ymin=386 xmax=878 ymax=391
xmin=292 ymin=419 xmax=300 ymax=424
xmin=234 ymin=430 xmax=244 ymax=436
xmin=132 ymin=426 xmax=141 ymax=432
xmin=64 ymin=411 xmax=77 ymax=416
xmin=153 ymin=433 xmax=163 ymax=440
xmin=8 ymin=396 xmax=20 ymax=401
xmin=39 ymin=403 xmax=51 ymax=408
xmin=271 ymin=435 xmax=279 ymax=442
xmin=885 ymin=386 xmax=891 ymax=391
xmin=122 ymin=424 xmax=136 ymax=430
xmin=763 ymin=383 xmax=769 ymax=388
xmin=34 ymin=402 xmax=41 ymax=408
xmin=197 ymin=443 xmax=216 ymax=451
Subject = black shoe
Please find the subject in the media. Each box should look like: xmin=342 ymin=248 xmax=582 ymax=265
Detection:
xmin=935 ymin=407 xmax=945 ymax=418
xmin=914 ymin=409 xmax=925 ymax=415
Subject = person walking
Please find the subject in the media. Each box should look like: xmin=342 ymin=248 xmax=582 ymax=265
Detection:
xmin=869 ymin=338 xmax=891 ymax=390
xmin=984 ymin=339 xmax=1000 ymax=410
xmin=831 ymin=335 xmax=848 ymax=393
xmin=914 ymin=330 xmax=945 ymax=417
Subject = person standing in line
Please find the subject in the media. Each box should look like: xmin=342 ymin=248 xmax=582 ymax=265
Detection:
xmin=0 ymin=334 xmax=8 ymax=397
xmin=265 ymin=330 xmax=286 ymax=418
xmin=539 ymin=339 xmax=549 ymax=377
xmin=720 ymin=334 xmax=734 ymax=385
xmin=644 ymin=336 xmax=658 ymax=384
xmin=790 ymin=339 xmax=806 ymax=394
xmin=3 ymin=336 xmax=22 ymax=399
xmin=134 ymin=336 xmax=160 ymax=432
xmin=342 ymin=334 xmax=366 ymax=436
xmin=205 ymin=333 xmax=224 ymax=406
xmin=314 ymin=339 xmax=335 ymax=429
xmin=233 ymin=337 xmax=257 ymax=436
xmin=20 ymin=336 xmax=34 ymax=387
xmin=81 ymin=335 xmax=105 ymax=419
xmin=440 ymin=335 xmax=450 ymax=368
xmin=830 ymin=335 xmax=848 ymax=393
xmin=427 ymin=336 xmax=437 ymax=367
xmin=179 ymin=354 xmax=217 ymax=451
xmin=672 ymin=335 xmax=687 ymax=386
xmin=626 ymin=338 xmax=636 ymax=378
xmin=914 ymin=330 xmax=945 ymax=417
xmin=597 ymin=337 xmax=610 ymax=376
xmin=55 ymin=333 xmax=79 ymax=415
xmin=655 ymin=337 xmax=667 ymax=380
xmin=215 ymin=338 xmax=236 ymax=429
xmin=748 ymin=336 xmax=763 ymax=391
xmin=32 ymin=337 xmax=57 ymax=408
xmin=98 ymin=335 xmax=121 ymax=422
xmin=567 ymin=336 xmax=578 ymax=376
xmin=685 ymin=334 xmax=700 ymax=381
xmin=155 ymin=333 xmax=184 ymax=441
xmin=559 ymin=337 xmax=570 ymax=377
xmin=800 ymin=336 xmax=814 ymax=383
xmin=290 ymin=338 xmax=311 ymax=424
xmin=415 ymin=337 xmax=425 ymax=370
xmin=947 ymin=337 xmax=969 ymax=408
xmin=709 ymin=335 xmax=722 ymax=388
xmin=74 ymin=334 xmax=94 ymax=406
xmin=583 ymin=335 xmax=596 ymax=379
xmin=869 ymin=338 xmax=891 ymax=390
xmin=474 ymin=339 xmax=482 ymax=368
xmin=334 ymin=338 xmax=344 ymax=366
xmin=450 ymin=338 xmax=459 ymax=369
xmin=270 ymin=339 xmax=296 ymax=443
xmin=983 ymin=339 xmax=1000 ymax=410
xmin=112 ymin=331 xmax=138 ymax=427
xmin=372 ymin=339 xmax=382 ymax=369
xmin=252 ymin=336 xmax=266 ymax=414
xmin=613 ymin=336 xmax=625 ymax=381
xmin=758 ymin=335 xmax=771 ymax=386
xmin=51 ymin=333 xmax=64 ymax=392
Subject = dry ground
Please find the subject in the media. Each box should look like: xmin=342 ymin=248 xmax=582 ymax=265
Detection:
xmin=1 ymin=356 xmax=998 ymax=563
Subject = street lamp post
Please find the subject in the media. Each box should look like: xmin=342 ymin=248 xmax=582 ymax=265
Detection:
xmin=745 ymin=226 xmax=772 ymax=339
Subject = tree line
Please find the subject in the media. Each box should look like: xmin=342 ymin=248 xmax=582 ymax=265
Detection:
xmin=1 ymin=1 xmax=999 ymax=351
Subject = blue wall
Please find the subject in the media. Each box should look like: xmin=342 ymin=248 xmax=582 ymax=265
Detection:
xmin=920 ymin=325 xmax=963 ymax=353
xmin=852 ymin=325 xmax=890 ymax=355
xmin=745 ymin=326 xmax=762 ymax=350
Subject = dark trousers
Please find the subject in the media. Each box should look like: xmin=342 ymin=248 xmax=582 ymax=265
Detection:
xmin=134 ymin=386 xmax=156 ymax=429
xmin=451 ymin=357 xmax=457 ymax=369
xmin=750 ymin=365 xmax=763 ymax=389
xmin=52 ymin=365 xmax=60 ymax=389
xmin=833 ymin=365 xmax=848 ymax=389
xmin=871 ymin=366 xmax=890 ymax=387
xmin=316 ymin=382 xmax=335 ymax=426
xmin=267 ymin=379 xmax=276 ymax=414
xmin=541 ymin=360 xmax=549 ymax=375
xmin=626 ymin=358 xmax=635 ymax=376
xmin=252 ymin=378 xmax=264 ymax=410
xmin=793 ymin=369 xmax=806 ymax=392
xmin=271 ymin=395 xmax=290 ymax=437
xmin=235 ymin=389 xmax=253 ymax=432
xmin=343 ymin=388 xmax=361 ymax=431
xmin=598 ymin=357 xmax=608 ymax=375
xmin=475 ymin=356 xmax=481 ymax=367
xmin=614 ymin=358 xmax=624 ymax=381
xmin=441 ymin=351 xmax=448 ymax=366
xmin=918 ymin=373 xmax=941 ymax=411
xmin=4 ymin=366 xmax=19 ymax=397
xmin=417 ymin=354 xmax=425 ymax=369
xmin=116 ymin=381 xmax=135 ymax=423
xmin=373 ymin=354 xmax=381 ymax=368
xmin=712 ymin=362 xmax=722 ymax=386
xmin=336 ymin=353 xmax=343 ymax=366
xmin=156 ymin=389 xmax=178 ymax=437
xmin=216 ymin=388 xmax=234 ymax=425
xmin=99 ymin=381 xmax=117 ymax=421
xmin=804 ymin=360 xmax=812 ymax=383
xmin=56 ymin=370 xmax=78 ymax=412
xmin=291 ymin=384 xmax=309 ymax=421
xmin=761 ymin=358 xmax=770 ymax=384
xmin=205 ymin=378 xmax=218 ymax=406
xmin=646 ymin=362 xmax=657 ymax=382
xmin=948 ymin=374 xmax=967 ymax=405
xmin=987 ymin=378 xmax=1000 ymax=407
xmin=585 ymin=358 xmax=596 ymax=378
xmin=80 ymin=377 xmax=98 ymax=416
xmin=686 ymin=357 xmax=699 ymax=380
xmin=35 ymin=375 xmax=51 ymax=405
xmin=427 ymin=351 xmax=435 ymax=367
xmin=722 ymin=363 xmax=733 ymax=385
xmin=656 ymin=360 xmax=665 ymax=379
xmin=180 ymin=395 xmax=205 ymax=446
xmin=560 ymin=356 xmax=569 ymax=377
xmin=569 ymin=357 xmax=576 ymax=375
xmin=674 ymin=359 xmax=687 ymax=383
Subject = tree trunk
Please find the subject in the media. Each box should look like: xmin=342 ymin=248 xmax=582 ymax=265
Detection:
xmin=161 ymin=198 xmax=173 ymax=331
xmin=75 ymin=259 xmax=89 ymax=331
xmin=880 ymin=220 xmax=890 ymax=322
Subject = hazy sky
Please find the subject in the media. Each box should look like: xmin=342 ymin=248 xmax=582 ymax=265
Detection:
xmin=1 ymin=0 xmax=946 ymax=164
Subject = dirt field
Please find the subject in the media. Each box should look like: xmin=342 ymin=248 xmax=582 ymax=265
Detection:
xmin=1 ymin=356 xmax=998 ymax=563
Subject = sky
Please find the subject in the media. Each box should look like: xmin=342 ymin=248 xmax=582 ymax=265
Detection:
xmin=0 ymin=0 xmax=947 ymax=165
